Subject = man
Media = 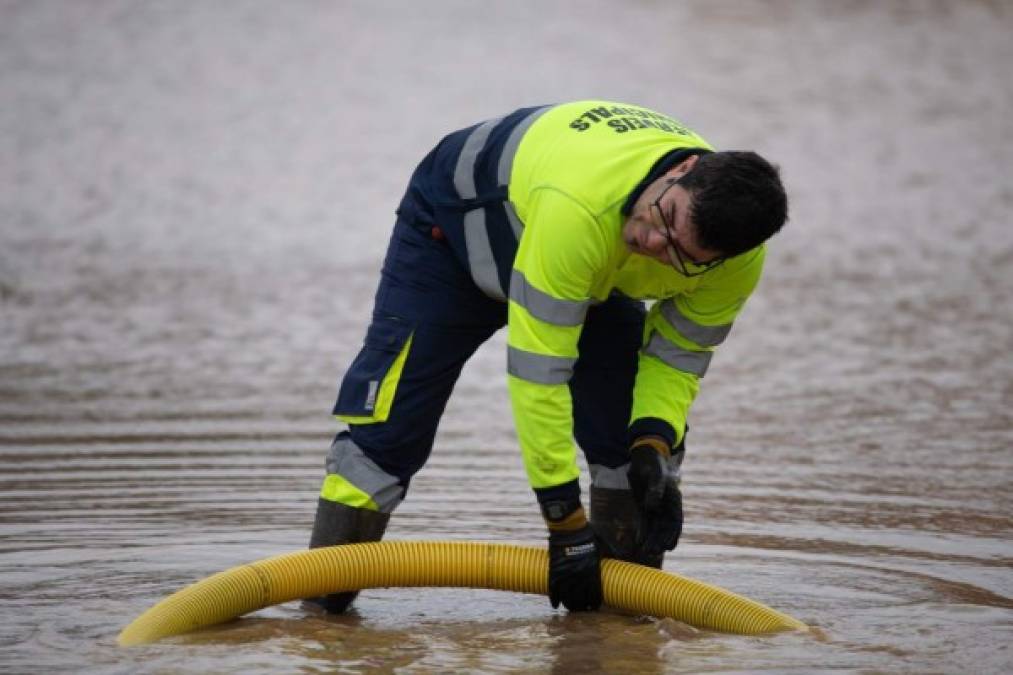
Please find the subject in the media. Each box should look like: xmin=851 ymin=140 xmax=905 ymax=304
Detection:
xmin=307 ymin=100 xmax=788 ymax=613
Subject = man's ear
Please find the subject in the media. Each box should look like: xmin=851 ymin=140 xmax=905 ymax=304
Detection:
xmin=665 ymin=154 xmax=699 ymax=179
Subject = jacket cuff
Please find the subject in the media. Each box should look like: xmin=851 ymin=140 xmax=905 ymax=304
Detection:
xmin=627 ymin=417 xmax=676 ymax=449
xmin=533 ymin=478 xmax=581 ymax=506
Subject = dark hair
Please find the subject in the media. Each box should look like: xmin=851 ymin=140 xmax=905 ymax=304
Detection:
xmin=679 ymin=151 xmax=788 ymax=258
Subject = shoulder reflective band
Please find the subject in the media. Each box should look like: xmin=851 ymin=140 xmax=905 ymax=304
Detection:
xmin=509 ymin=270 xmax=590 ymax=327
xmin=499 ymin=107 xmax=551 ymax=240
xmin=455 ymin=116 xmax=507 ymax=300
xmin=659 ymin=299 xmax=732 ymax=347
xmin=507 ymin=345 xmax=576 ymax=385
xmin=497 ymin=107 xmax=550 ymax=185
xmin=454 ymin=107 xmax=553 ymax=300
xmin=642 ymin=331 xmax=712 ymax=377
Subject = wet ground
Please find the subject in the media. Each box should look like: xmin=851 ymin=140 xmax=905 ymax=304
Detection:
xmin=2 ymin=1 xmax=1011 ymax=672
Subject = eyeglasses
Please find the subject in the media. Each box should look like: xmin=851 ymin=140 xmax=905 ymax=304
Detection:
xmin=650 ymin=178 xmax=725 ymax=277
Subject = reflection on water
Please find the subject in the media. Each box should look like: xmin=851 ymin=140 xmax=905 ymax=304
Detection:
xmin=2 ymin=1 xmax=1012 ymax=672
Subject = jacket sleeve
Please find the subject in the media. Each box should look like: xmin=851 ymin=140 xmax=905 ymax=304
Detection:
xmin=507 ymin=187 xmax=608 ymax=495
xmin=630 ymin=246 xmax=766 ymax=446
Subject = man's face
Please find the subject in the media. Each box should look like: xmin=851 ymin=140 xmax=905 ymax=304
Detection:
xmin=622 ymin=158 xmax=723 ymax=271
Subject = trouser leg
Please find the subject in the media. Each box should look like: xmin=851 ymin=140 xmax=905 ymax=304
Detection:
xmin=308 ymin=218 xmax=504 ymax=612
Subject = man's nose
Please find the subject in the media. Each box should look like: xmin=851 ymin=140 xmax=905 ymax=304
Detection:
xmin=644 ymin=227 xmax=670 ymax=251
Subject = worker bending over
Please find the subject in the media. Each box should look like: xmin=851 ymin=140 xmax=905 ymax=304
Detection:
xmin=307 ymin=100 xmax=789 ymax=613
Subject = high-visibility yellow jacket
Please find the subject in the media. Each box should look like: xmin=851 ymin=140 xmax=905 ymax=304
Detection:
xmin=397 ymin=100 xmax=765 ymax=495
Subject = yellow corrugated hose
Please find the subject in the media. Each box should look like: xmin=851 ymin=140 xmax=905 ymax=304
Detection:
xmin=117 ymin=541 xmax=807 ymax=646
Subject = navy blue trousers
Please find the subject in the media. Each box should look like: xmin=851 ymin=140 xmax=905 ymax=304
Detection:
xmin=332 ymin=219 xmax=645 ymax=491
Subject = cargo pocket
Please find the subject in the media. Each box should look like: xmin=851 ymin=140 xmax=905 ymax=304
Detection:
xmin=333 ymin=315 xmax=415 ymax=424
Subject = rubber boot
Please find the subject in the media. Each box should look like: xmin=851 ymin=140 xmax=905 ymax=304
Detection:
xmin=589 ymin=485 xmax=663 ymax=569
xmin=305 ymin=498 xmax=390 ymax=613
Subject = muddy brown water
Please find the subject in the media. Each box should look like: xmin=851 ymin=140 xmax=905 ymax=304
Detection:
xmin=2 ymin=1 xmax=1011 ymax=673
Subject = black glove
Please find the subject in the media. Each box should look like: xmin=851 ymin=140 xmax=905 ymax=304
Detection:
xmin=628 ymin=437 xmax=684 ymax=559
xmin=542 ymin=499 xmax=603 ymax=611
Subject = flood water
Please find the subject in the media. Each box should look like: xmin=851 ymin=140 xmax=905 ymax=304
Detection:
xmin=2 ymin=1 xmax=1012 ymax=672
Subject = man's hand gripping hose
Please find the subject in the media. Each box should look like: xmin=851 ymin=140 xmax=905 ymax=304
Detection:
xmin=628 ymin=436 xmax=684 ymax=559
xmin=541 ymin=498 xmax=603 ymax=611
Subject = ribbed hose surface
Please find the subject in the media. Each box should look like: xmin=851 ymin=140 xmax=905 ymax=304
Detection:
xmin=117 ymin=541 xmax=806 ymax=646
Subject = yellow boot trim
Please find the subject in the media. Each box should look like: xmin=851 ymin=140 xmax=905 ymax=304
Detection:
xmin=319 ymin=474 xmax=379 ymax=511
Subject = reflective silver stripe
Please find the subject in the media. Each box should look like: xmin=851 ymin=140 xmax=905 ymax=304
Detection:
xmin=499 ymin=107 xmax=549 ymax=241
xmin=591 ymin=456 xmax=682 ymax=489
xmin=463 ymin=209 xmax=505 ymax=300
xmin=454 ymin=116 xmax=501 ymax=198
xmin=643 ymin=331 xmax=712 ymax=377
xmin=589 ymin=463 xmax=630 ymax=489
xmin=325 ymin=434 xmax=403 ymax=513
xmin=507 ymin=346 xmax=576 ymax=385
xmin=498 ymin=106 xmax=551 ymax=184
xmin=509 ymin=270 xmax=589 ymax=327
xmin=455 ymin=117 xmax=506 ymax=300
xmin=504 ymin=200 xmax=525 ymax=242
xmin=659 ymin=299 xmax=732 ymax=347
xmin=453 ymin=108 xmax=550 ymax=301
